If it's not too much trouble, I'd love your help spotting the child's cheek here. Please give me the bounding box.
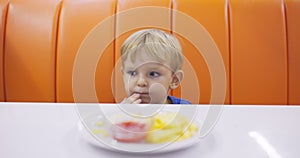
[149,83,168,104]
[123,77,132,96]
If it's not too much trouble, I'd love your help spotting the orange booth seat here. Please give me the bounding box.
[0,0,299,105]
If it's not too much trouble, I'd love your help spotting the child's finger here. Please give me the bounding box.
[120,98,128,104]
[126,93,140,102]
[121,93,140,104]
[132,99,142,104]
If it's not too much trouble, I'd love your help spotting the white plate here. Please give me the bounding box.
[77,106,202,154]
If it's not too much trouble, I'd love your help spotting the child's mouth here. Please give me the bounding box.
[132,92,150,103]
[133,92,149,96]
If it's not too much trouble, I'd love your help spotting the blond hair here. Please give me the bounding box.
[120,29,183,72]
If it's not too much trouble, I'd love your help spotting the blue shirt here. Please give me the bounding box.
[168,96,191,104]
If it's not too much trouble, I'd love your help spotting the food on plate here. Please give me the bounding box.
[111,121,149,143]
[110,112,198,143]
[110,113,153,143]
[95,121,104,127]
[146,112,198,143]
[92,129,109,137]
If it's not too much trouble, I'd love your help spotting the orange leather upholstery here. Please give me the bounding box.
[285,0,300,105]
[4,0,61,102]
[0,0,299,105]
[230,0,288,105]
[173,0,230,104]
[0,0,8,102]
[56,0,115,103]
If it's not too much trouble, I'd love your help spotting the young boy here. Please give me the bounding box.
[120,29,190,104]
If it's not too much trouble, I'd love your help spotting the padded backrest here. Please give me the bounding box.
[0,0,299,105]
[56,0,116,103]
[285,0,300,105]
[0,0,8,102]
[4,0,61,102]
[173,0,230,104]
[229,0,288,105]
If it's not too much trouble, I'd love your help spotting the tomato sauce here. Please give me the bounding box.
[111,121,147,143]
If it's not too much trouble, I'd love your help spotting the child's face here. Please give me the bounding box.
[122,50,175,104]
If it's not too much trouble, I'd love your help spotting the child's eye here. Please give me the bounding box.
[127,71,137,76]
[149,71,160,77]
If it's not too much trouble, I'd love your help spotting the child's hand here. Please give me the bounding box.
[121,93,142,104]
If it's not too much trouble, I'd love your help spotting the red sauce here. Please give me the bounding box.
[111,121,147,143]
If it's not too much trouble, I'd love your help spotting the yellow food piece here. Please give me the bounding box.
[95,121,103,127]
[146,112,198,143]
[92,129,109,137]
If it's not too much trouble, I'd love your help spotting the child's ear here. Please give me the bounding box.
[170,70,184,89]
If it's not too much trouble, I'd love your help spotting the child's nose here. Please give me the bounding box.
[136,76,147,87]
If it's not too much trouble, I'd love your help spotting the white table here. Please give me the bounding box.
[0,102,299,158]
